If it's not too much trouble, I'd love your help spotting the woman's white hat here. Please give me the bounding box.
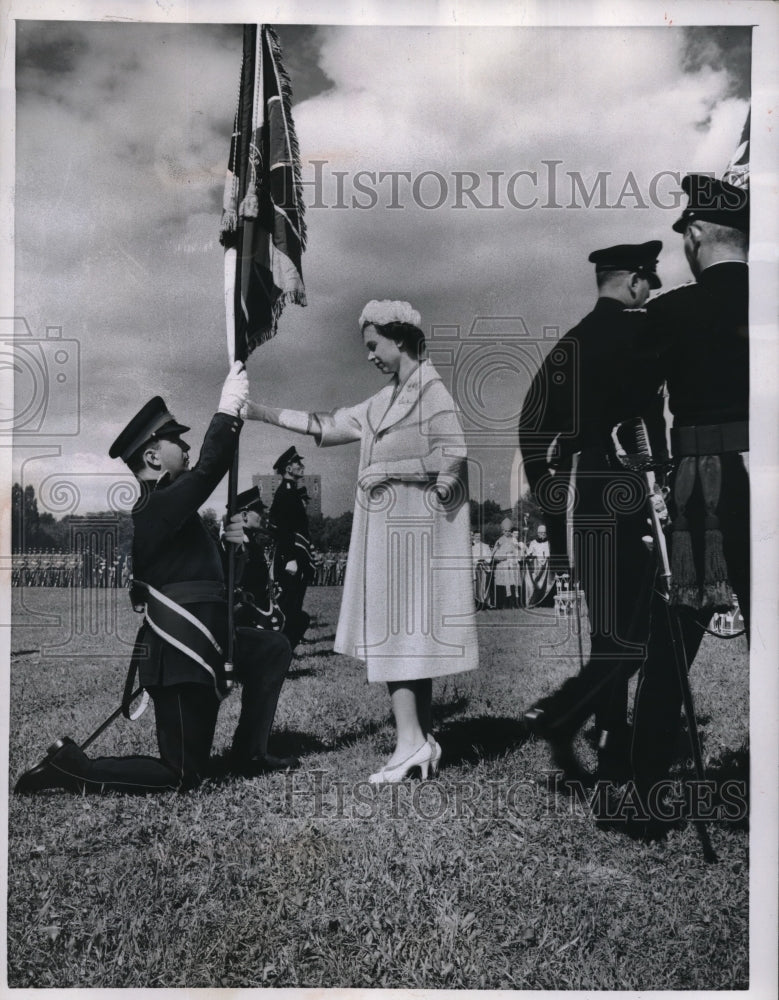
[359,300,421,329]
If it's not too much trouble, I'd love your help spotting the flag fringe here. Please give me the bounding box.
[219,63,245,245]
[246,289,308,353]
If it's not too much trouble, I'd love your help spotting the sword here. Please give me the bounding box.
[630,418,718,863]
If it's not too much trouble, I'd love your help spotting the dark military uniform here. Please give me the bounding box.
[231,487,285,634]
[620,175,751,804]
[519,243,666,771]
[16,404,293,794]
[631,259,749,797]
[269,458,312,649]
[130,412,293,784]
[236,531,274,613]
[133,412,240,691]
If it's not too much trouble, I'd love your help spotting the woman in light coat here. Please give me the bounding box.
[242,300,478,781]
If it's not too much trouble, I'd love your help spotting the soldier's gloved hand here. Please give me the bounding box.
[285,560,299,575]
[218,362,249,417]
[223,512,248,546]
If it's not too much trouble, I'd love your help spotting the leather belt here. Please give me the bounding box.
[671,421,748,457]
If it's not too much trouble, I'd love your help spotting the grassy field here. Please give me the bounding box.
[7,586,749,989]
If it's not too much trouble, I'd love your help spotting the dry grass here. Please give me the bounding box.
[7,587,748,989]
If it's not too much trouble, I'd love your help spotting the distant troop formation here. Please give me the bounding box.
[11,551,132,588]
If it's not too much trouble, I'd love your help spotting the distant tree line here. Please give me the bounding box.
[11,483,134,555]
[12,483,546,557]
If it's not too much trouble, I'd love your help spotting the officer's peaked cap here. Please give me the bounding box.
[235,486,265,513]
[273,445,304,473]
[672,174,749,234]
[109,396,190,462]
[588,240,663,289]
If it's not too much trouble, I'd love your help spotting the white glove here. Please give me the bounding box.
[285,560,299,575]
[218,362,249,417]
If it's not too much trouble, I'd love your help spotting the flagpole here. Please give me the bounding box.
[223,244,239,693]
[221,24,258,693]
[220,22,307,691]
[224,216,254,692]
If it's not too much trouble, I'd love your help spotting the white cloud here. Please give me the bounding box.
[13,23,751,512]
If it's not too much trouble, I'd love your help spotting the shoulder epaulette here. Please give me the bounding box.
[646,279,697,303]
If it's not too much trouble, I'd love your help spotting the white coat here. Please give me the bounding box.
[316,360,479,682]
[492,534,521,588]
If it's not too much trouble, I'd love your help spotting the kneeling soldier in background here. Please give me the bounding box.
[268,446,312,649]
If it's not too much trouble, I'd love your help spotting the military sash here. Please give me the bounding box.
[130,580,229,700]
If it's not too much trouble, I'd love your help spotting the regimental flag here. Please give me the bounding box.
[723,108,750,190]
[220,25,306,362]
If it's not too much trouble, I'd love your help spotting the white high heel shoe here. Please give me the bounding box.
[427,734,442,777]
[369,741,433,783]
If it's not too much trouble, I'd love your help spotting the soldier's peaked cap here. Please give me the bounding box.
[108,396,190,462]
[235,486,265,512]
[273,446,304,473]
[672,174,749,234]
[588,240,663,289]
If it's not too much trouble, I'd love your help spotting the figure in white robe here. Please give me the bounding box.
[492,519,521,609]
[525,524,553,607]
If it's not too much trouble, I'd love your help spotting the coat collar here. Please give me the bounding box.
[373,360,440,435]
[593,296,627,313]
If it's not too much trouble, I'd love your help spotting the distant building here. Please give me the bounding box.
[252,473,322,518]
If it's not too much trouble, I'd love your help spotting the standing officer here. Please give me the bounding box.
[519,241,667,781]
[630,175,749,812]
[269,446,312,649]
[16,365,298,795]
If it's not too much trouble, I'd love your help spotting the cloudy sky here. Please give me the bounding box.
[10,14,755,517]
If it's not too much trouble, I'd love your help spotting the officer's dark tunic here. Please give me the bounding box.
[133,413,240,689]
[237,533,273,608]
[59,413,291,792]
[631,262,749,795]
[269,478,311,648]
[519,297,666,742]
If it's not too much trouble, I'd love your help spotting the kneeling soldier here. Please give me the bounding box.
[268,446,312,649]
[16,364,298,795]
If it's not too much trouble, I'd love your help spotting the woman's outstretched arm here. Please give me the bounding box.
[242,401,321,437]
